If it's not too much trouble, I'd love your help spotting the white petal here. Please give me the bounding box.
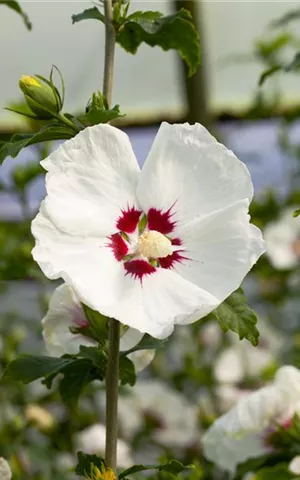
[137,122,253,227]
[128,349,156,372]
[264,209,300,270]
[42,124,140,237]
[174,200,265,303]
[0,458,12,480]
[99,268,218,339]
[32,203,124,305]
[289,456,300,475]
[120,327,155,371]
[275,365,300,402]
[120,327,144,351]
[42,284,96,356]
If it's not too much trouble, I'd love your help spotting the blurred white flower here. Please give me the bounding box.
[0,458,12,480]
[200,322,222,350]
[264,207,300,269]
[118,380,199,449]
[56,452,75,472]
[203,365,300,473]
[75,424,133,468]
[214,343,273,384]
[42,283,155,371]
[289,455,300,475]
[32,122,264,339]
[215,385,251,413]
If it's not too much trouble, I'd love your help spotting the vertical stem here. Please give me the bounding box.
[174,0,213,131]
[102,0,119,472]
[105,319,120,471]
[103,0,116,107]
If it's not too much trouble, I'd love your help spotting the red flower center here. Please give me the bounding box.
[107,206,188,281]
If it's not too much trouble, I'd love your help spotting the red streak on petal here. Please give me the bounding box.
[147,207,176,234]
[159,251,187,269]
[72,306,90,328]
[116,207,142,233]
[171,238,182,246]
[124,259,156,280]
[108,233,128,261]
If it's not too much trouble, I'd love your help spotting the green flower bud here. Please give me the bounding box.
[19,75,62,119]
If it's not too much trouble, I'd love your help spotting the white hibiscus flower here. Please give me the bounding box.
[42,283,154,371]
[0,458,12,480]
[264,207,300,270]
[202,365,300,473]
[32,123,264,339]
[75,423,133,468]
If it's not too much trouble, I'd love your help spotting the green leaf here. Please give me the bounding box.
[5,107,39,120]
[0,0,31,29]
[75,451,105,477]
[293,209,300,218]
[210,288,259,346]
[4,355,75,384]
[77,345,108,372]
[235,454,273,479]
[270,8,300,28]
[80,304,109,342]
[286,52,300,72]
[116,9,200,76]
[119,459,193,479]
[258,65,282,86]
[4,354,103,406]
[256,33,293,60]
[0,124,75,164]
[121,333,166,357]
[254,463,294,480]
[84,103,124,125]
[58,358,95,407]
[71,6,105,25]
[119,356,136,386]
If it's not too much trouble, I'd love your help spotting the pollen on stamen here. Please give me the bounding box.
[124,259,156,281]
[116,207,142,233]
[147,207,176,234]
[108,233,129,261]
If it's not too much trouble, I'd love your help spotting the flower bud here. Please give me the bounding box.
[19,75,62,119]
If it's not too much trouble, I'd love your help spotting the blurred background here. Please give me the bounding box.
[1,1,300,479]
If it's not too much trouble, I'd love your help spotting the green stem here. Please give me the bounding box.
[56,113,80,133]
[102,0,119,472]
[103,0,116,107]
[105,319,120,471]
[174,0,213,131]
